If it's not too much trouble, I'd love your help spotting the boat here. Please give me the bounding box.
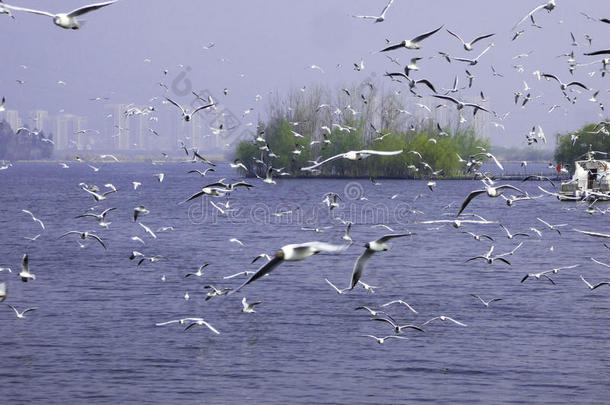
[560,147,610,201]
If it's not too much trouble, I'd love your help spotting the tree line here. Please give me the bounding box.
[234,82,490,178]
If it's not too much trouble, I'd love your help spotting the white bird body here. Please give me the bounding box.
[19,254,35,282]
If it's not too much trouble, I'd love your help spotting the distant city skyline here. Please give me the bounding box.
[0,0,608,154]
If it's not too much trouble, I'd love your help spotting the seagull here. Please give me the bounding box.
[470,294,502,308]
[352,0,395,23]
[432,94,489,114]
[461,231,494,242]
[452,43,494,66]
[204,285,232,301]
[132,182,142,190]
[342,222,353,243]
[361,335,409,344]
[381,299,418,314]
[188,168,216,177]
[350,233,414,289]
[184,263,209,278]
[251,253,272,264]
[153,173,165,183]
[75,207,116,228]
[59,231,106,249]
[0,282,5,302]
[354,306,388,317]
[512,0,556,30]
[383,71,437,93]
[229,238,245,246]
[223,271,255,279]
[232,242,348,292]
[139,223,157,239]
[263,167,276,184]
[301,149,403,172]
[21,209,45,229]
[374,315,425,333]
[445,29,495,51]
[184,319,220,334]
[418,219,497,229]
[5,0,118,29]
[7,305,38,319]
[591,257,610,269]
[19,254,35,282]
[164,96,215,122]
[537,218,567,235]
[241,297,262,313]
[81,184,116,202]
[580,275,610,291]
[381,25,443,52]
[422,315,467,327]
[155,317,208,327]
[133,206,149,222]
[230,159,248,172]
[180,182,229,203]
[0,267,11,273]
[457,183,524,216]
[471,152,504,171]
[466,245,511,265]
[499,224,530,239]
[541,73,588,93]
[358,280,377,293]
[325,278,348,295]
[0,97,4,112]
[521,270,555,284]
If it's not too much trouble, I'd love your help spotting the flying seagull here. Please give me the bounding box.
[7,305,38,319]
[457,183,524,216]
[241,297,262,313]
[5,0,118,29]
[58,231,106,249]
[232,242,348,292]
[19,254,35,282]
[445,29,495,51]
[164,96,215,122]
[352,0,395,23]
[360,335,409,344]
[512,0,556,31]
[381,25,444,52]
[470,294,502,308]
[301,149,403,172]
[580,275,610,291]
[350,233,414,289]
[374,315,425,333]
[21,209,45,229]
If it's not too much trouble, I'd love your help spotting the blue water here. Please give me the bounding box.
[0,162,608,404]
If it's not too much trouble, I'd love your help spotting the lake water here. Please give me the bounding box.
[0,162,608,404]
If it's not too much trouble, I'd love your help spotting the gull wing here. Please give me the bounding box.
[301,153,344,171]
[377,233,414,243]
[233,255,284,292]
[358,149,403,156]
[456,189,486,216]
[350,249,375,289]
[87,234,107,250]
[191,103,216,117]
[411,25,444,44]
[68,1,118,17]
[446,29,465,45]
[164,97,186,115]
[379,0,395,17]
[512,3,547,30]
[4,4,55,17]
[470,33,495,45]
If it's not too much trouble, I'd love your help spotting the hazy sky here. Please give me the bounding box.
[1,0,608,149]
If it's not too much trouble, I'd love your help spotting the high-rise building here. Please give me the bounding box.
[32,110,50,134]
[1,110,22,132]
